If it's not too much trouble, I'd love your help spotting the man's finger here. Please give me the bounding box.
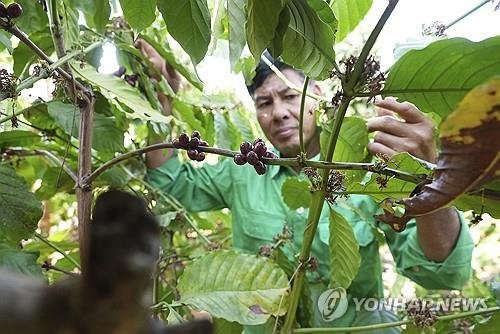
[376,106,397,118]
[373,131,404,152]
[367,115,407,137]
[367,142,397,158]
[375,98,424,123]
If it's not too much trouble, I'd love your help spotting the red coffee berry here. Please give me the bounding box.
[7,3,22,18]
[172,139,181,148]
[124,74,138,87]
[196,152,205,161]
[253,138,264,146]
[240,141,252,155]
[253,142,267,157]
[246,151,259,165]
[233,153,246,165]
[189,137,200,149]
[0,3,8,18]
[191,131,200,139]
[178,133,189,147]
[187,149,198,160]
[254,161,266,175]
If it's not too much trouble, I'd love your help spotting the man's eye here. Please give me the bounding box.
[285,94,298,100]
[257,101,271,108]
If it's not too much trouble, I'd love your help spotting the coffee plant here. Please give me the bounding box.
[0,0,498,333]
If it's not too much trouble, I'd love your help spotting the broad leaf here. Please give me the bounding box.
[15,0,50,35]
[384,37,500,119]
[214,110,241,150]
[213,318,243,334]
[61,0,80,49]
[0,130,41,148]
[0,243,44,279]
[47,101,125,153]
[0,31,13,53]
[93,0,111,32]
[331,0,372,42]
[178,250,289,325]
[73,65,174,125]
[320,116,368,163]
[119,0,156,32]
[157,0,211,64]
[351,308,401,333]
[227,0,246,69]
[268,5,290,58]
[35,167,75,201]
[280,0,336,80]
[473,313,500,334]
[246,0,286,61]
[378,78,500,225]
[0,164,43,246]
[281,177,311,210]
[329,208,361,289]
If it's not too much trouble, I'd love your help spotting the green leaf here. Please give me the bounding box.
[246,0,286,61]
[320,117,368,163]
[119,0,156,32]
[178,250,289,325]
[15,0,50,35]
[281,177,311,210]
[61,0,80,49]
[329,208,361,289]
[453,193,500,219]
[280,0,336,80]
[473,312,500,334]
[227,0,246,69]
[0,243,44,279]
[35,167,75,201]
[93,0,111,32]
[0,130,41,148]
[72,65,174,125]
[47,101,125,153]
[213,318,243,334]
[214,110,241,150]
[268,6,290,58]
[384,36,500,119]
[347,153,432,202]
[331,0,372,42]
[0,31,13,53]
[157,0,211,64]
[0,164,43,246]
[13,31,54,77]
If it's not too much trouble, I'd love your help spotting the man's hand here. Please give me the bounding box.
[367,98,437,163]
[134,39,181,93]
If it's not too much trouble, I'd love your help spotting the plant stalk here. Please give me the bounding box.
[282,2,400,332]
[35,232,81,270]
[299,77,310,154]
[445,0,491,30]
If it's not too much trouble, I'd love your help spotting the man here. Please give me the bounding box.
[138,41,474,330]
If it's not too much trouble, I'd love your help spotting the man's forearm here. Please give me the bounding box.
[416,207,461,262]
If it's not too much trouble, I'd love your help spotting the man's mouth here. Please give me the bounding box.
[274,126,297,138]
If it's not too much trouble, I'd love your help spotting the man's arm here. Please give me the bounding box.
[135,39,181,169]
[367,98,460,262]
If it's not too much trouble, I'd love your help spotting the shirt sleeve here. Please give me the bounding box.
[145,155,234,212]
[379,210,474,290]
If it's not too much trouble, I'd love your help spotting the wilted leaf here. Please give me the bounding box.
[378,77,500,227]
[178,250,289,325]
[331,0,372,42]
[384,37,500,119]
[0,164,43,246]
[281,177,311,210]
[329,208,361,289]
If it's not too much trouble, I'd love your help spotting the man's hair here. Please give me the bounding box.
[246,51,304,97]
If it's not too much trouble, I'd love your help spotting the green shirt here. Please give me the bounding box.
[147,154,474,328]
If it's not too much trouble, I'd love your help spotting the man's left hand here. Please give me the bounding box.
[367,98,437,163]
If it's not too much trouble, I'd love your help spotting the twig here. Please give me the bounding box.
[41,261,79,277]
[35,232,81,270]
[260,55,323,101]
[293,306,500,333]
[445,0,491,30]
[3,148,78,182]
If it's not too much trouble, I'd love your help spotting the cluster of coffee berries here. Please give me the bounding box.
[0,68,17,93]
[325,170,347,205]
[406,299,438,328]
[0,2,23,19]
[173,131,207,162]
[233,138,276,175]
[423,21,447,37]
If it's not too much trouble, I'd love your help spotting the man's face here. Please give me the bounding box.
[254,69,320,158]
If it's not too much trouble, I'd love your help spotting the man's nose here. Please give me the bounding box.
[271,100,290,120]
